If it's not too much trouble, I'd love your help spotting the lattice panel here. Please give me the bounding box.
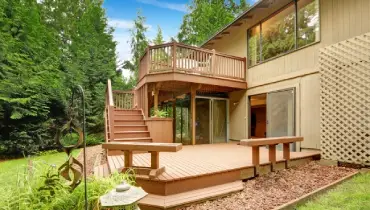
[320,33,370,165]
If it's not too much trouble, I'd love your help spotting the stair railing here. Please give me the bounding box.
[105,79,115,142]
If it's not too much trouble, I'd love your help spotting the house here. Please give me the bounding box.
[101,0,369,207]
[115,0,368,166]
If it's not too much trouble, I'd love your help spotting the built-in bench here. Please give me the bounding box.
[240,137,303,175]
[102,142,182,178]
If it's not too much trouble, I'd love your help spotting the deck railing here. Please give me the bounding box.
[113,90,134,109]
[139,42,246,81]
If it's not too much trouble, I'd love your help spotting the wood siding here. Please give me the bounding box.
[207,0,370,149]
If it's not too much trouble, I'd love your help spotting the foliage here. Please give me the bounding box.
[123,10,149,87]
[61,133,103,147]
[151,109,168,118]
[299,173,370,210]
[177,0,250,46]
[0,0,124,157]
[153,25,164,45]
[0,154,135,210]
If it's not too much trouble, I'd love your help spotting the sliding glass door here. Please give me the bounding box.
[267,88,295,150]
[196,97,228,144]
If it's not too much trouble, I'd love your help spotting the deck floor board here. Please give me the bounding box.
[98,142,320,182]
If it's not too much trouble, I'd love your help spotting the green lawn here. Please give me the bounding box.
[0,149,80,188]
[299,172,370,210]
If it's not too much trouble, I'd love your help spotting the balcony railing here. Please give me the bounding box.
[139,42,246,82]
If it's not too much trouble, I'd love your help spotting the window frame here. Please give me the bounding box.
[247,0,321,68]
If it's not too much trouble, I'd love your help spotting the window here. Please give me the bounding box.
[297,0,320,47]
[247,0,320,66]
[247,25,261,66]
[262,3,295,60]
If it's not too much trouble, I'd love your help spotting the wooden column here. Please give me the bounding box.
[191,85,196,145]
[153,83,162,112]
[190,84,201,145]
[252,146,260,175]
[150,151,159,169]
[172,100,176,142]
[283,143,291,168]
[144,84,149,118]
[268,144,277,171]
[124,151,133,168]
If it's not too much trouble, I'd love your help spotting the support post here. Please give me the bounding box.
[124,151,133,168]
[172,100,176,142]
[252,146,260,175]
[150,151,159,169]
[283,143,290,168]
[191,85,196,145]
[269,144,277,171]
[153,83,162,112]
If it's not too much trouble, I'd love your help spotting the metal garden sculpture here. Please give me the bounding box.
[55,85,88,209]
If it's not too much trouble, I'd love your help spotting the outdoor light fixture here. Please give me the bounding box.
[100,182,147,210]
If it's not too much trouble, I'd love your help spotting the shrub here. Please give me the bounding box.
[61,133,104,147]
[0,160,135,210]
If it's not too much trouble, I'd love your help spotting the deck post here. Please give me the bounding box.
[150,151,159,169]
[172,100,176,142]
[191,85,196,145]
[252,146,260,175]
[283,143,290,168]
[172,42,177,72]
[124,151,133,168]
[268,144,277,171]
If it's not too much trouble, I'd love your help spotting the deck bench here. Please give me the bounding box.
[240,137,303,175]
[102,142,182,178]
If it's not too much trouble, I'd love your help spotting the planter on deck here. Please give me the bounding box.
[145,118,173,143]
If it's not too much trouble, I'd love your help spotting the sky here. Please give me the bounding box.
[103,0,258,77]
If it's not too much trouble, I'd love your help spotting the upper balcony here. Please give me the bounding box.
[137,42,247,90]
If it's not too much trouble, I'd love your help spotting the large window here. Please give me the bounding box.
[248,0,320,66]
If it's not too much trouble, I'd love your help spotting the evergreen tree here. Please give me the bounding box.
[177,0,250,46]
[0,0,124,156]
[153,25,164,45]
[123,10,149,86]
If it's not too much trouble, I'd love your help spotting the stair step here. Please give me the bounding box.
[114,114,143,120]
[139,181,243,209]
[114,120,145,125]
[114,125,148,132]
[114,131,150,138]
[114,109,142,114]
[112,137,152,142]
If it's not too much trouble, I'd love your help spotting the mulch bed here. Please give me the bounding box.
[181,161,357,210]
[77,145,104,176]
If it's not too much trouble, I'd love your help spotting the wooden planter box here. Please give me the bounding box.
[146,118,173,143]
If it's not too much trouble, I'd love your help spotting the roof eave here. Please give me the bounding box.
[199,0,266,48]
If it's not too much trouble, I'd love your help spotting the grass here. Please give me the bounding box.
[0,149,80,188]
[299,172,370,210]
[0,149,135,210]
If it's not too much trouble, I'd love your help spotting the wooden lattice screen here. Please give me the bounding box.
[320,33,370,166]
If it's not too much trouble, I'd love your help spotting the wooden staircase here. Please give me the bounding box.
[111,109,152,143]
[105,80,153,156]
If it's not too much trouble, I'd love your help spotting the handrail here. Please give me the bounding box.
[105,79,115,142]
[107,79,114,106]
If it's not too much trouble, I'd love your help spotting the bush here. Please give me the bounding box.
[0,160,135,210]
[61,133,104,147]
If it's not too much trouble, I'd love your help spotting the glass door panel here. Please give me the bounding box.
[212,99,227,143]
[195,98,210,144]
[267,88,295,150]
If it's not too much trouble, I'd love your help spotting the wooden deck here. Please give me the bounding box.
[103,142,319,181]
[95,142,320,209]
